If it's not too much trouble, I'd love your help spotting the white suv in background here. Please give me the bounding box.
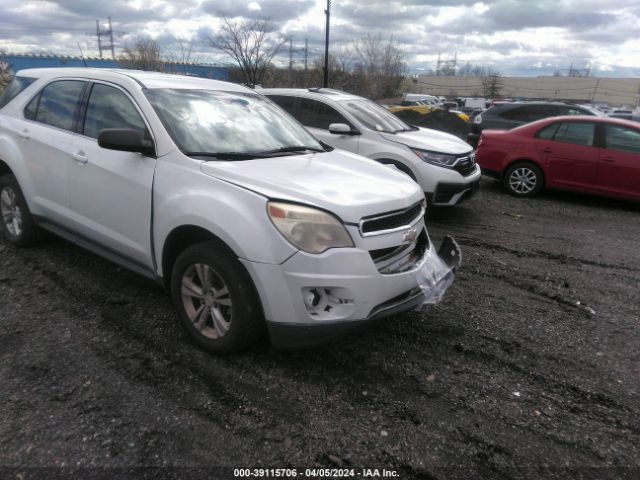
[0,68,461,353]
[262,88,481,206]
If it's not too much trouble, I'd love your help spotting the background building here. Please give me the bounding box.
[406,75,640,107]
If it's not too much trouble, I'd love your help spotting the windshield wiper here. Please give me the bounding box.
[258,145,325,154]
[185,151,261,160]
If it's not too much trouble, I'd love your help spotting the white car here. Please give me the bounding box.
[262,88,481,206]
[0,68,460,352]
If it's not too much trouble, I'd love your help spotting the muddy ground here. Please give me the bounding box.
[1,179,639,480]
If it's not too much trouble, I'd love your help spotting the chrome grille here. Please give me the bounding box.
[360,202,424,236]
[453,152,477,176]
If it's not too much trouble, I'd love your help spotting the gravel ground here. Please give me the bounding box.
[1,179,639,480]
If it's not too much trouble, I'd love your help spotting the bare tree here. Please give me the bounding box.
[165,37,199,75]
[0,49,12,92]
[353,34,407,98]
[119,38,165,71]
[481,74,502,98]
[209,17,287,87]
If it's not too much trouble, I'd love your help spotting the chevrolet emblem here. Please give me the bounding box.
[402,228,418,243]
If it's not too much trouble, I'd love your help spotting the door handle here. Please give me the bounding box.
[541,147,553,153]
[71,151,88,165]
[18,129,30,140]
[602,156,615,163]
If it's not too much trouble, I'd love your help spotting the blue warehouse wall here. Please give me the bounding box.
[1,54,229,81]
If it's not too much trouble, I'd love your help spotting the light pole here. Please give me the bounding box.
[323,0,331,88]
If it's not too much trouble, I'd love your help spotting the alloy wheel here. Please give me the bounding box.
[508,167,538,194]
[181,263,233,339]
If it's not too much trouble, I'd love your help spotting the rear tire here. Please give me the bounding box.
[503,162,544,197]
[0,174,44,246]
[170,241,264,354]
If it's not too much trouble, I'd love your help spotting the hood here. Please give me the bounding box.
[200,150,423,223]
[380,127,473,155]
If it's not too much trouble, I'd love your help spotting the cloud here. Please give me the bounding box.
[0,0,637,77]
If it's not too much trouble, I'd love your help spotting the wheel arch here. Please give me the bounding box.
[161,225,238,291]
[374,157,418,181]
[0,158,13,177]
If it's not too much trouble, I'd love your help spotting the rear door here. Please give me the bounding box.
[20,79,87,225]
[535,121,599,190]
[68,82,156,268]
[598,124,640,199]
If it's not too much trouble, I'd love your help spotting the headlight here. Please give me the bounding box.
[411,148,458,168]
[267,201,354,254]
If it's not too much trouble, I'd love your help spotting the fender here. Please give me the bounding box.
[152,157,297,277]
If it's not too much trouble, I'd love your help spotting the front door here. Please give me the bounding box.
[535,121,599,191]
[68,82,156,268]
[296,97,360,152]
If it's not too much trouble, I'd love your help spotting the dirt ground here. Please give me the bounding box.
[1,179,639,480]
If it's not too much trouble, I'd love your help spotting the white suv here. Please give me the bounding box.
[263,88,481,206]
[0,68,460,353]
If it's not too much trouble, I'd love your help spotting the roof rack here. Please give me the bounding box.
[307,87,347,95]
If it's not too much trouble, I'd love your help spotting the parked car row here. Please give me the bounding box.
[1,70,636,354]
[0,69,463,354]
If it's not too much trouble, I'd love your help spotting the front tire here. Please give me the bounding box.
[170,241,264,354]
[0,174,43,246]
[503,162,544,197]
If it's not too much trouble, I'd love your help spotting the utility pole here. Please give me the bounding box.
[436,53,441,76]
[304,38,308,72]
[323,0,331,88]
[108,17,115,59]
[289,37,293,85]
[95,18,115,59]
[96,20,103,58]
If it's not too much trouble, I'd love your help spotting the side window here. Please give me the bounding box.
[298,98,348,129]
[24,94,39,121]
[605,125,640,154]
[559,107,591,116]
[83,83,148,139]
[553,122,595,147]
[526,105,560,122]
[268,95,297,116]
[31,80,86,131]
[535,123,560,140]
[0,76,36,109]
[499,106,528,121]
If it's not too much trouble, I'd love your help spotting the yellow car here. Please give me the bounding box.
[388,104,470,123]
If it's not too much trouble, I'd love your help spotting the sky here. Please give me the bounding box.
[0,0,639,77]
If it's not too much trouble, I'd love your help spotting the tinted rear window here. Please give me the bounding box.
[28,80,86,131]
[0,76,36,109]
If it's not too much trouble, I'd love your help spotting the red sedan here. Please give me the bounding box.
[476,116,640,200]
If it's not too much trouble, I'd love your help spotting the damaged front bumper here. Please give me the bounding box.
[243,234,461,349]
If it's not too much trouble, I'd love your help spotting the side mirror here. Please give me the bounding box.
[329,123,359,135]
[98,128,155,157]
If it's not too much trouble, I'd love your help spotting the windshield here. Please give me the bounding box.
[342,99,412,133]
[145,89,324,158]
